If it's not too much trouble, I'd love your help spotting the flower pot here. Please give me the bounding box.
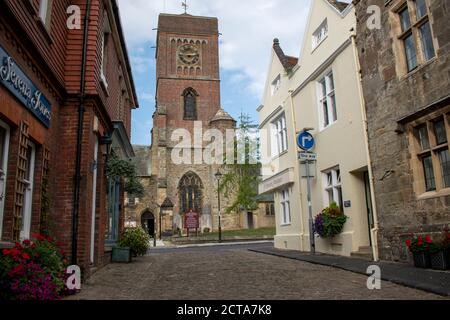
[430,250,449,270]
[412,251,431,268]
[111,247,132,263]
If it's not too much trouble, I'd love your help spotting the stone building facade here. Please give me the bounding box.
[0,0,138,276]
[354,0,450,262]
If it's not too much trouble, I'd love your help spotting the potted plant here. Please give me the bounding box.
[118,227,151,258]
[428,237,449,270]
[313,202,348,239]
[405,235,431,268]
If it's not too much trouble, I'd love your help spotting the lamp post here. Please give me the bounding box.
[215,170,223,243]
[159,198,174,240]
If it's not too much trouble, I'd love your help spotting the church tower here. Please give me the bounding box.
[150,12,236,235]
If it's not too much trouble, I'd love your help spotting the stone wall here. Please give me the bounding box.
[354,0,450,262]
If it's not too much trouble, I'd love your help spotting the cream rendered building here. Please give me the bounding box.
[259,0,379,259]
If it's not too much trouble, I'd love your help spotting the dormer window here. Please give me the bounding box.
[312,19,328,50]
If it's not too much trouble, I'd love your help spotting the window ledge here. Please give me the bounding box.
[417,188,450,200]
[272,149,289,161]
[400,56,437,80]
[311,35,328,54]
[280,223,292,227]
[319,121,337,133]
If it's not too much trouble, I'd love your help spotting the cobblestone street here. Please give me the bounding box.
[69,244,443,300]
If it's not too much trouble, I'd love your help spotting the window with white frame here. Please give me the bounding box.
[101,12,111,87]
[39,0,53,29]
[318,72,337,129]
[280,188,291,225]
[271,75,281,96]
[312,19,328,50]
[20,142,36,240]
[271,113,288,156]
[323,168,343,210]
[0,120,10,237]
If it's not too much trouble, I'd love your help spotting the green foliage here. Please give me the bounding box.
[118,228,150,257]
[106,153,144,198]
[219,113,261,213]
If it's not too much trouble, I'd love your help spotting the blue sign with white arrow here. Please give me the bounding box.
[297,131,315,151]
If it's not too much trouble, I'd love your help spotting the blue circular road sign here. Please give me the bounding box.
[297,131,315,151]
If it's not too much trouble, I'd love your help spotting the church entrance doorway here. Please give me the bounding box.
[141,211,155,237]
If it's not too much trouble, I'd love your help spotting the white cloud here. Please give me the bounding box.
[118,0,311,100]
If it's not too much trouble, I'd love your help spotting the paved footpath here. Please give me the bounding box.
[69,243,444,300]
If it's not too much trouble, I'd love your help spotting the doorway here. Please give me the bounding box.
[364,171,374,246]
[141,211,155,237]
[247,212,254,230]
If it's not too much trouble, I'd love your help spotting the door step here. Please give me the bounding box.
[351,246,374,261]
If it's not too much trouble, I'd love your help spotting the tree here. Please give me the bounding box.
[219,113,261,213]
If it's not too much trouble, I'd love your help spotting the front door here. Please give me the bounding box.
[20,141,35,240]
[247,212,254,230]
[364,171,374,246]
[0,121,10,237]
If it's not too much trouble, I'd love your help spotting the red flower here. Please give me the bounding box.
[35,234,46,241]
[405,240,412,248]
[22,253,30,260]
[425,235,433,244]
[10,248,20,256]
[47,236,54,242]
[417,236,423,246]
[23,239,31,246]
[2,249,11,255]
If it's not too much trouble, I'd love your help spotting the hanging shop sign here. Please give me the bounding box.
[0,45,52,128]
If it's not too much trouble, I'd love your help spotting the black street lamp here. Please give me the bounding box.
[159,197,174,240]
[215,170,223,243]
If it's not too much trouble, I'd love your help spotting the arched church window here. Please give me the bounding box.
[183,88,198,120]
[179,172,203,214]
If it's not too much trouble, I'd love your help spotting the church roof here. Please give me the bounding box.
[210,108,236,123]
[273,38,298,72]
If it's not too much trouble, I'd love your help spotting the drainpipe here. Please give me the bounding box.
[72,0,92,266]
[288,91,305,251]
[350,31,380,262]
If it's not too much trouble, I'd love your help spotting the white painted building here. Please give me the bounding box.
[258,0,379,260]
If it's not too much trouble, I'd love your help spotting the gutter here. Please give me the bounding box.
[350,31,380,262]
[72,0,92,265]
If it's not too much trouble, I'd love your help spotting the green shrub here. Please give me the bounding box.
[118,228,150,257]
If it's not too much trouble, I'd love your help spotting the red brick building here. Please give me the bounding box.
[0,0,138,276]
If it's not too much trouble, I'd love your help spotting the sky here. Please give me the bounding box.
[117,0,313,145]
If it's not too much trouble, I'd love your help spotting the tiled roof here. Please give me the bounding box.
[210,108,236,123]
[273,38,298,72]
[327,0,351,12]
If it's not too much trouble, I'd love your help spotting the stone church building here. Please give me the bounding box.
[124,13,269,237]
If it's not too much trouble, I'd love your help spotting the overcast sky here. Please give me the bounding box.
[117,0,312,145]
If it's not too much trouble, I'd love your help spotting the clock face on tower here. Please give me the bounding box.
[178,44,200,66]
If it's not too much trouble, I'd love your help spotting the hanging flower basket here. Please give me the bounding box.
[313,202,348,239]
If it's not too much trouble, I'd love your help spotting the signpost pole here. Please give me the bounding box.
[305,158,315,254]
[297,129,316,254]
